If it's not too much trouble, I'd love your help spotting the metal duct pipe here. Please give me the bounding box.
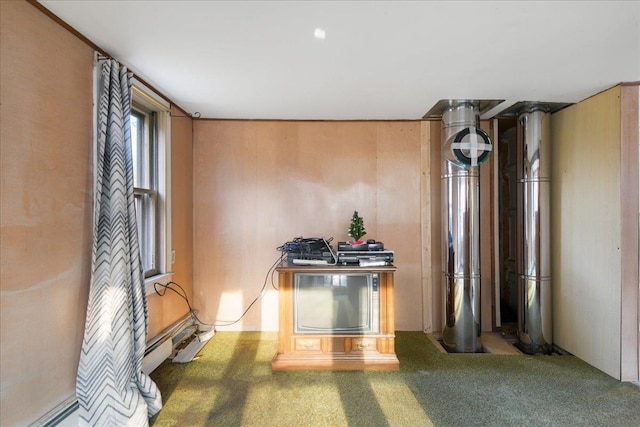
[441,102,492,353]
[517,108,553,354]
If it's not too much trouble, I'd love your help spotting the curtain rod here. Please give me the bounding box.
[96,53,114,62]
[27,0,193,118]
[96,55,201,119]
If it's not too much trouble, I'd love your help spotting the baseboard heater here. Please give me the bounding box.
[144,313,199,370]
[171,324,215,363]
[31,313,196,427]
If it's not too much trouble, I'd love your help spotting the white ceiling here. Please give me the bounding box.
[39,1,639,120]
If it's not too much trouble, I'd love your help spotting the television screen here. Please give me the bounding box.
[294,273,378,334]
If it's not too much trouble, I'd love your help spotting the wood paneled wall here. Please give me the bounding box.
[0,2,94,425]
[2,9,637,427]
[0,2,194,424]
[551,86,624,379]
[193,120,424,331]
[619,83,639,381]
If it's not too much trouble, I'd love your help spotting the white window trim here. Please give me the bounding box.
[131,78,173,296]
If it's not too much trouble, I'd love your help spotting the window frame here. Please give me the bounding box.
[130,81,173,295]
[131,105,159,277]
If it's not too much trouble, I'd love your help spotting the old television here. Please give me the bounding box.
[293,272,380,334]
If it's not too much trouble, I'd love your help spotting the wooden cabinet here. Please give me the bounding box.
[271,265,399,371]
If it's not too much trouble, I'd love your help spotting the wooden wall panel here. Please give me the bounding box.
[0,2,93,425]
[620,83,639,381]
[429,122,443,332]
[420,121,434,332]
[1,3,198,423]
[375,122,422,330]
[193,120,266,330]
[551,86,622,379]
[193,120,423,331]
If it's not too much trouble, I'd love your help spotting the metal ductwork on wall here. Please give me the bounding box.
[495,101,569,354]
[515,106,553,354]
[428,100,495,353]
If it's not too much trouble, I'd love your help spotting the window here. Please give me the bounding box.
[130,83,171,286]
[131,107,159,276]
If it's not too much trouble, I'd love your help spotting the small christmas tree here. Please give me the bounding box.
[348,210,366,243]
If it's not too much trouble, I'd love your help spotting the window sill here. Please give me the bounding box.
[145,273,173,297]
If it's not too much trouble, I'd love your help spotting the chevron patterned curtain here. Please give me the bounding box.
[76,59,162,426]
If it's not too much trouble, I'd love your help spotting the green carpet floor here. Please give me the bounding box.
[149,331,640,426]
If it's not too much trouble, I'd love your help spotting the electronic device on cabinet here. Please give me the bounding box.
[272,264,399,371]
[294,271,380,335]
[278,236,394,267]
[336,239,394,266]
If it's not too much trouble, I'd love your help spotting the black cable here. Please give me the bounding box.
[153,281,212,327]
[271,260,280,290]
[213,253,284,326]
[153,252,285,328]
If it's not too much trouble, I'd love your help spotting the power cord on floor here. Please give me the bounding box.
[213,252,284,327]
[153,252,285,329]
[153,280,212,330]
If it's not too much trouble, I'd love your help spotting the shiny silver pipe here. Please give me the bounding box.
[441,102,491,353]
[517,108,553,354]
